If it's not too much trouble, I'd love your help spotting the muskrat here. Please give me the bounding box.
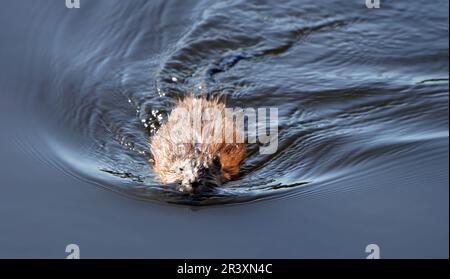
[150,96,245,194]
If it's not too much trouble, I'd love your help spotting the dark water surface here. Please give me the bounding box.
[0,0,448,258]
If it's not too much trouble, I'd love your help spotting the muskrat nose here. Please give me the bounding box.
[180,178,202,193]
[191,181,201,189]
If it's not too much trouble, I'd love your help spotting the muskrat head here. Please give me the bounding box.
[174,154,222,194]
[151,143,223,194]
[149,96,245,194]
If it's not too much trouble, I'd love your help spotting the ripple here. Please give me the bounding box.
[18,0,449,206]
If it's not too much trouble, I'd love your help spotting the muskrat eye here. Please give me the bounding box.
[212,156,221,168]
[179,167,184,171]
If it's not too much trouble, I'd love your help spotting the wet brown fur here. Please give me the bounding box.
[150,95,245,186]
